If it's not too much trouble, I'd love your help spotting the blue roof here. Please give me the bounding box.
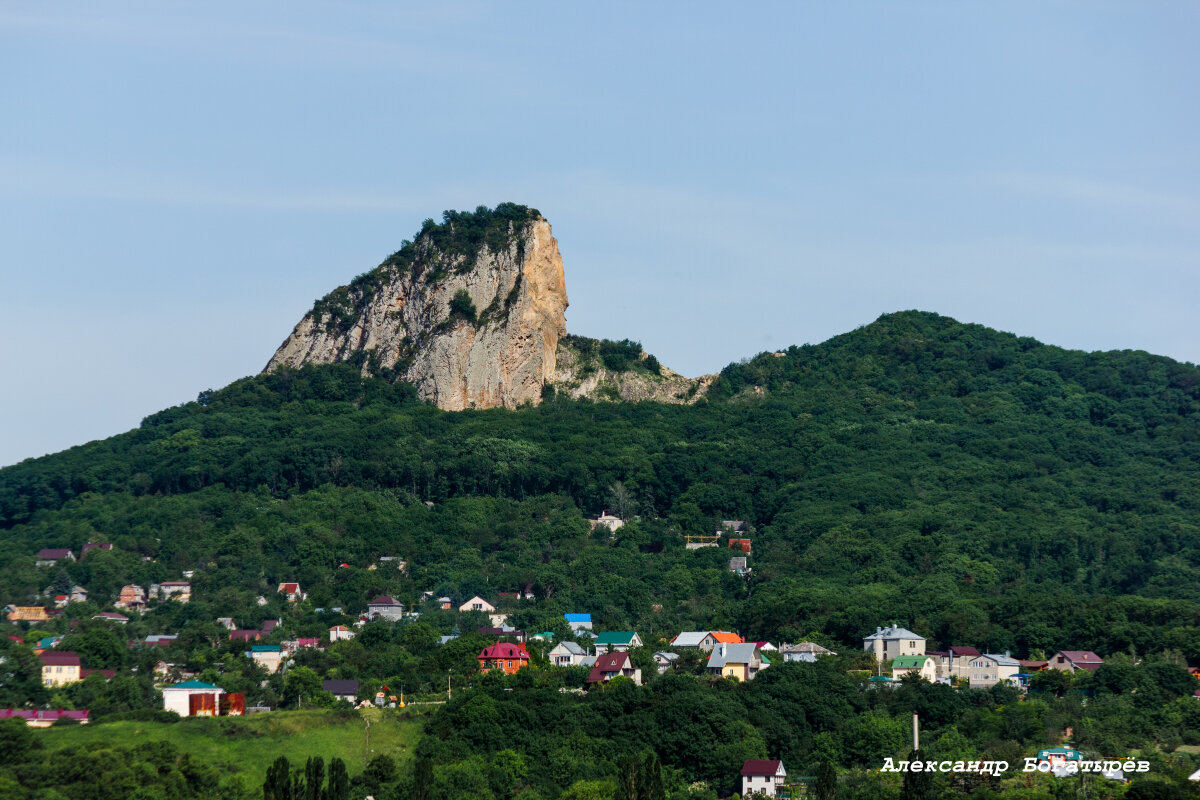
[564,613,591,622]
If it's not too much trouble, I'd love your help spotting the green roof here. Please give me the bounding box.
[891,655,930,669]
[167,680,219,690]
[594,631,638,645]
[250,645,282,652]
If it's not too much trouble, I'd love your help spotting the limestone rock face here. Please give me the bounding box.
[265,212,568,411]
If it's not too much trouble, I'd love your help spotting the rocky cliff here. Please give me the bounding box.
[265,204,710,409]
[265,205,567,410]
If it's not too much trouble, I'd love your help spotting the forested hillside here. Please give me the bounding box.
[2,311,1198,658]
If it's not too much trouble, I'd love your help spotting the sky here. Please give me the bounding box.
[1,2,1197,466]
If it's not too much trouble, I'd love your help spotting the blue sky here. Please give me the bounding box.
[1,2,1197,466]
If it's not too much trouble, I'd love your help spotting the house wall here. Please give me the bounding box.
[742,775,780,797]
[42,665,80,687]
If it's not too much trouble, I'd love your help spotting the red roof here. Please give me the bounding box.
[81,542,112,555]
[81,668,116,679]
[278,583,301,593]
[478,642,529,660]
[0,709,89,722]
[39,652,81,667]
[1055,651,1104,670]
[587,652,632,683]
[948,646,980,657]
[37,548,73,560]
[741,760,783,776]
[369,595,401,606]
[230,630,260,641]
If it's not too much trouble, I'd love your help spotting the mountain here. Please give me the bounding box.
[265,204,709,409]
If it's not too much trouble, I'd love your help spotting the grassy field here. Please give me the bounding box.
[34,708,426,787]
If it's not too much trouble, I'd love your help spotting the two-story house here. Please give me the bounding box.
[587,652,641,685]
[707,643,769,681]
[593,632,642,654]
[367,595,405,621]
[862,624,925,663]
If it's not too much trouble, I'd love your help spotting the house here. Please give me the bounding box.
[926,646,980,680]
[230,630,261,642]
[151,581,192,603]
[589,511,624,533]
[162,680,225,717]
[477,626,526,641]
[216,617,236,631]
[459,596,496,613]
[729,557,750,576]
[32,636,63,653]
[708,643,769,681]
[80,668,116,680]
[488,613,510,628]
[39,652,84,690]
[653,651,679,673]
[36,548,75,566]
[247,645,286,673]
[367,595,405,621]
[891,655,937,681]
[114,585,146,611]
[780,642,836,662]
[478,641,530,675]
[564,613,593,633]
[741,760,787,797]
[549,641,589,667]
[862,624,925,662]
[1020,659,1049,672]
[69,585,88,603]
[728,539,752,554]
[144,634,178,647]
[587,652,642,685]
[0,709,89,727]
[261,619,280,634]
[81,542,112,557]
[700,631,743,651]
[285,638,321,652]
[329,625,356,642]
[53,595,69,609]
[5,605,53,623]
[594,632,642,654]
[278,583,306,602]
[670,631,709,649]
[968,653,1021,688]
[40,652,82,686]
[93,612,129,624]
[1048,651,1104,673]
[323,679,360,703]
[720,520,749,534]
[438,596,452,610]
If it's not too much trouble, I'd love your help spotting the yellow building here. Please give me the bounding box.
[40,652,82,686]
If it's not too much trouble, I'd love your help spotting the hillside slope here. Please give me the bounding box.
[2,311,1198,658]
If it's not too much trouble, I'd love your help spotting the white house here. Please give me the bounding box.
[653,651,679,673]
[589,512,624,533]
[780,642,836,662]
[548,641,589,667]
[367,595,405,621]
[741,760,786,797]
[163,680,225,717]
[862,624,925,663]
[564,613,593,633]
[969,653,1021,688]
[329,625,356,642]
[458,596,496,613]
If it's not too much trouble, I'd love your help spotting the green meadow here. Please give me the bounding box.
[35,708,424,788]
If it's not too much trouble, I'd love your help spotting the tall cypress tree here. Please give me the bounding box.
[264,756,293,800]
[303,756,325,800]
[327,758,349,800]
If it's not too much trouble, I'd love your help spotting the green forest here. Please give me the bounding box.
[2,309,1200,799]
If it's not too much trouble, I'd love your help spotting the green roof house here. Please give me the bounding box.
[593,632,642,654]
[891,654,937,682]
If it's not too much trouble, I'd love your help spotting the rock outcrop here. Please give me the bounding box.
[265,205,567,410]
[265,204,711,409]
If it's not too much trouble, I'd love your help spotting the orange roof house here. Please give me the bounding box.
[478,642,530,675]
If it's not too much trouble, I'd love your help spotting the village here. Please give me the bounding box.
[6,526,1200,797]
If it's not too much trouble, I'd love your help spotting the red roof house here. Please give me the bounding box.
[478,642,530,675]
[587,652,642,685]
[741,760,787,797]
[1049,651,1104,672]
